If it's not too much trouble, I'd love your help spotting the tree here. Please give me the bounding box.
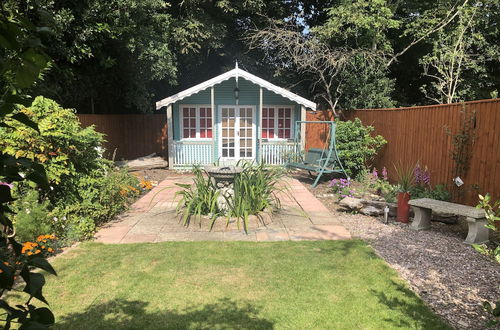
[247,0,399,116]
[417,0,499,103]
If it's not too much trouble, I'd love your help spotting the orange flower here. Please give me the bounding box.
[27,252,33,256]
[48,248,53,253]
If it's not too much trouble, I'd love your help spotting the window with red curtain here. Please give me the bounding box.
[262,106,292,139]
[182,106,212,139]
[199,107,212,138]
[261,107,275,138]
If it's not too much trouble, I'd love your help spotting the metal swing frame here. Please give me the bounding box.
[286,120,348,187]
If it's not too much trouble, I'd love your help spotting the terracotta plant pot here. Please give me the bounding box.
[397,192,411,223]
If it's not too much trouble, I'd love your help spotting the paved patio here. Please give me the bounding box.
[94,176,351,243]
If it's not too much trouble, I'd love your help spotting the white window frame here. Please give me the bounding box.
[179,104,213,141]
[261,105,295,141]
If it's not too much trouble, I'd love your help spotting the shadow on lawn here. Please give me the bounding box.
[55,297,274,330]
[370,281,450,329]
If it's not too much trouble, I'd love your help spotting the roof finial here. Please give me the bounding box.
[235,60,238,70]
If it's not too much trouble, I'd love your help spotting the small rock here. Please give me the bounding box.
[360,206,383,216]
[339,197,364,210]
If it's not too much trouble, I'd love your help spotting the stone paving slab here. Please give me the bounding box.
[94,175,351,243]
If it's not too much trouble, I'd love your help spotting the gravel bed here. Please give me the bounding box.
[298,175,500,330]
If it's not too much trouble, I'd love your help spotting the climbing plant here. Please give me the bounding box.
[445,105,477,179]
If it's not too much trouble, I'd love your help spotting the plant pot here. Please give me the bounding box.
[397,192,411,223]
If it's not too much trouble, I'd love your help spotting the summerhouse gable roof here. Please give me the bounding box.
[155,64,316,110]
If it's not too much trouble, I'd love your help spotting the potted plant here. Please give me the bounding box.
[393,162,416,223]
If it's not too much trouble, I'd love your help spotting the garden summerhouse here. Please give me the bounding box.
[156,63,316,168]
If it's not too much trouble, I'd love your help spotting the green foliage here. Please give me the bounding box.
[0,4,57,328]
[11,189,52,243]
[411,184,451,201]
[336,118,386,177]
[445,105,477,178]
[176,163,285,232]
[227,162,285,231]
[417,1,499,104]
[393,161,416,193]
[482,299,500,327]
[477,194,500,232]
[0,96,105,185]
[0,97,141,242]
[175,166,221,227]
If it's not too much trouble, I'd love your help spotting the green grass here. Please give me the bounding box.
[18,240,449,329]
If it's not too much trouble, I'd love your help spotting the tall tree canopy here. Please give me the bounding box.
[3,0,499,114]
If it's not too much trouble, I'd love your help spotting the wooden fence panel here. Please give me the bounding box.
[77,114,168,161]
[337,99,500,206]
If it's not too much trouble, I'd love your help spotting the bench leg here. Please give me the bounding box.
[464,217,489,244]
[410,207,431,231]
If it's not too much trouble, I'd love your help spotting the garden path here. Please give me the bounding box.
[94,176,351,243]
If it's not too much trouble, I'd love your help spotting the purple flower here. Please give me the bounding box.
[372,168,378,179]
[414,165,431,185]
[0,182,13,189]
[382,167,388,180]
[421,167,431,185]
[414,165,422,184]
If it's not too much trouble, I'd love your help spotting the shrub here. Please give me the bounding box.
[0,97,141,243]
[11,189,52,242]
[336,118,386,178]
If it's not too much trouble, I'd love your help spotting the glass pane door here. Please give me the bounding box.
[221,107,236,159]
[239,107,253,159]
[219,106,254,161]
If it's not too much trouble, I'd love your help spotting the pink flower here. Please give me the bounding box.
[0,182,13,189]
[372,168,378,179]
[382,167,388,180]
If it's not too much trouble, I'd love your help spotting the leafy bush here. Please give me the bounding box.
[11,189,52,242]
[0,97,104,186]
[336,118,386,178]
[0,97,142,243]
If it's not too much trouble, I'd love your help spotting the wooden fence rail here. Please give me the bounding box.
[78,114,168,160]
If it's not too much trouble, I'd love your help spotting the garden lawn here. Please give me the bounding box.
[32,240,449,329]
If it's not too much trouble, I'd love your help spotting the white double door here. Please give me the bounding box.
[218,106,256,162]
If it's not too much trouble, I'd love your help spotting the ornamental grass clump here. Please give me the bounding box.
[226,162,286,231]
[175,166,220,227]
[175,163,286,232]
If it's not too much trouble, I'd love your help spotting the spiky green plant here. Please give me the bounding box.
[175,166,220,227]
[224,161,288,232]
[175,162,288,233]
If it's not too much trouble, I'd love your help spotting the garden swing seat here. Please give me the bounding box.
[286,121,348,187]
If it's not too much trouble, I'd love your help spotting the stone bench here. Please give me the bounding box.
[408,198,488,244]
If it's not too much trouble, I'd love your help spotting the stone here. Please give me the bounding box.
[360,206,383,216]
[339,197,364,210]
[362,199,397,217]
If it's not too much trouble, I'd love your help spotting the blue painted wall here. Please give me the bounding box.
[172,77,301,161]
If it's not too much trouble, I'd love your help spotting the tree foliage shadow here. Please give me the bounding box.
[370,281,451,329]
[55,297,274,330]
